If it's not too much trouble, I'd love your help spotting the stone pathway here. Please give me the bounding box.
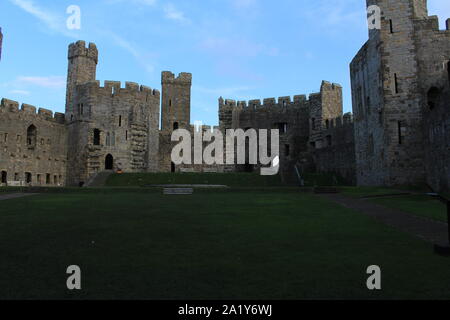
[0,193,39,201]
[319,193,449,245]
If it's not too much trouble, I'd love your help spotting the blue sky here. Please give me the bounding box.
[0,0,449,125]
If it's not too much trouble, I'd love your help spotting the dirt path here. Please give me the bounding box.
[0,193,39,201]
[320,193,449,245]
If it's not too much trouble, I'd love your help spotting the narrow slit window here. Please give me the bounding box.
[389,19,394,33]
[394,73,399,94]
[119,115,122,127]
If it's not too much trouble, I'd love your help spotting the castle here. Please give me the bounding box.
[0,0,448,191]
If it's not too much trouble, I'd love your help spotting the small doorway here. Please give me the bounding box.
[1,171,7,184]
[105,154,114,170]
[171,162,176,173]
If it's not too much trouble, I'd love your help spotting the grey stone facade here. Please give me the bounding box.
[220,81,356,183]
[0,99,67,186]
[351,0,449,191]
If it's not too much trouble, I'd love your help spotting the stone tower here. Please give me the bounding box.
[350,0,429,187]
[161,71,192,131]
[65,40,98,116]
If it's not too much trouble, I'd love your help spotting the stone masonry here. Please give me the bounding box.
[351,0,449,191]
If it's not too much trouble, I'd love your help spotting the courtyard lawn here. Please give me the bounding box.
[1,189,450,300]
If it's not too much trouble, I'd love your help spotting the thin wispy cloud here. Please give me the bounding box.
[10,90,31,96]
[17,76,66,89]
[108,33,156,74]
[8,0,78,38]
[164,3,190,24]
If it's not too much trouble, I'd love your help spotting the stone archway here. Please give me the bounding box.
[105,154,114,170]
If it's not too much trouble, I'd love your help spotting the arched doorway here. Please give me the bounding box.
[105,154,114,170]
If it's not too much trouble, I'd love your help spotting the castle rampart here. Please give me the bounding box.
[0,98,67,186]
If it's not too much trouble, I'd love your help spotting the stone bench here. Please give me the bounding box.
[163,188,194,195]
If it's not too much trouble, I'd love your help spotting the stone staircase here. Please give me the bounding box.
[85,170,114,187]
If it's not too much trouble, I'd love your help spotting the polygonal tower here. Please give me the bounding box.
[161,71,192,131]
[65,40,98,116]
[351,0,430,187]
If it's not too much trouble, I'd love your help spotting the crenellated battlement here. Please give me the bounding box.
[320,80,342,91]
[68,40,98,63]
[161,71,192,84]
[414,15,450,34]
[321,112,354,131]
[219,92,318,111]
[78,80,160,98]
[0,98,65,124]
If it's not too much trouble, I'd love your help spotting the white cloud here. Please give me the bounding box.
[17,76,66,89]
[108,33,156,74]
[9,0,78,38]
[164,3,190,24]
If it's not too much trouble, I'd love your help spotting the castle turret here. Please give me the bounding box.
[65,41,98,116]
[161,71,192,131]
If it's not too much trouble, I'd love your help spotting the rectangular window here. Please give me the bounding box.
[46,174,50,184]
[398,121,406,144]
[285,144,290,157]
[4,133,7,143]
[277,123,288,134]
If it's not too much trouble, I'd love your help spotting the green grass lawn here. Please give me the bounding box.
[1,190,450,300]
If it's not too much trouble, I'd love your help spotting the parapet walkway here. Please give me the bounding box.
[320,193,449,245]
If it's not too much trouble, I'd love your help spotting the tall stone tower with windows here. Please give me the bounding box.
[65,41,98,116]
[351,0,450,190]
[161,71,192,131]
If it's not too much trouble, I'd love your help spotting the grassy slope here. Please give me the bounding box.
[0,191,449,300]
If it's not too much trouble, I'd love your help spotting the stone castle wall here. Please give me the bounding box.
[0,98,67,186]
[414,16,450,191]
[351,0,450,191]
[67,80,160,186]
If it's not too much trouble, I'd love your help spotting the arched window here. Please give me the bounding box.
[93,129,100,146]
[173,122,179,130]
[427,87,440,110]
[27,125,37,148]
